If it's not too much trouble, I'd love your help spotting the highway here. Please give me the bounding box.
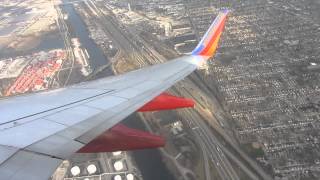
[180,97,241,180]
[182,104,256,180]
[173,73,273,180]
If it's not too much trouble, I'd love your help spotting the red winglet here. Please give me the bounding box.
[192,10,229,57]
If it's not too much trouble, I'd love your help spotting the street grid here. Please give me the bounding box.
[205,0,320,179]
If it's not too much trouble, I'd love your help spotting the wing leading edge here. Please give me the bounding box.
[0,10,229,180]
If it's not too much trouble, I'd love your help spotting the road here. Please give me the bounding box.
[182,104,241,180]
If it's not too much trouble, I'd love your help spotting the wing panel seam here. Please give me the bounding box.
[0,90,114,126]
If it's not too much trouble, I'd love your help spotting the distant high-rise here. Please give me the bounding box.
[128,3,131,11]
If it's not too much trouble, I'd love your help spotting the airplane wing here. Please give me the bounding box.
[0,10,229,180]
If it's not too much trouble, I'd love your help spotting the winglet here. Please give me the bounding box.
[192,10,229,57]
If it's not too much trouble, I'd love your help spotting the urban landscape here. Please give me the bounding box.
[0,0,320,180]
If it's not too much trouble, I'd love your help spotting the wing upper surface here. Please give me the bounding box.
[0,55,205,180]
